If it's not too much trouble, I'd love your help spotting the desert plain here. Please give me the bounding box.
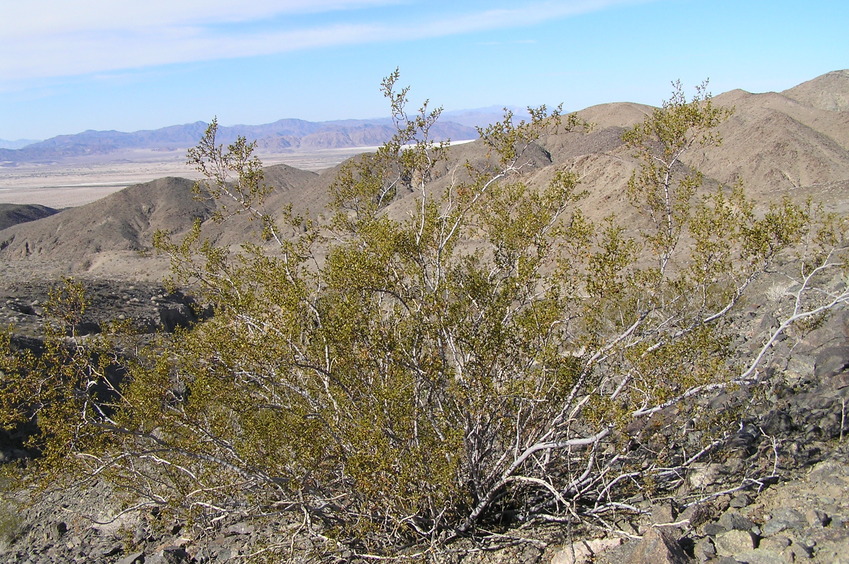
[0,146,373,208]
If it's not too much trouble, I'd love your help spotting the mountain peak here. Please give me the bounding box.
[782,69,849,112]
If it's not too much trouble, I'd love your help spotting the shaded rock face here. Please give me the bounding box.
[1,279,206,341]
[157,300,207,333]
[0,204,59,231]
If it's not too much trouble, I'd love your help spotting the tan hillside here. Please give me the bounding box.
[782,69,849,112]
[2,70,848,277]
[715,88,849,151]
[0,177,213,265]
[575,101,653,130]
[703,100,848,185]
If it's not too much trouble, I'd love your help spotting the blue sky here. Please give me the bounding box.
[1,0,847,140]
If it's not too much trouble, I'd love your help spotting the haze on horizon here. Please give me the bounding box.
[1,0,847,141]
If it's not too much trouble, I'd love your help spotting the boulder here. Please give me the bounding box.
[625,527,690,564]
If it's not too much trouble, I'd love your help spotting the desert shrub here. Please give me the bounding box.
[2,74,847,557]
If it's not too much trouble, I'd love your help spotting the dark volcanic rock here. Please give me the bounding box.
[0,279,206,341]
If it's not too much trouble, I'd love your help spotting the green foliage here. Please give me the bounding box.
[330,68,449,224]
[623,81,734,269]
[2,76,845,558]
[187,118,269,220]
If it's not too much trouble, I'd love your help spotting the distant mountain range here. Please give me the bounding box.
[0,107,527,166]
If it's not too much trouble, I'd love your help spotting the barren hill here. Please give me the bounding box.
[708,97,845,180]
[0,177,212,266]
[574,101,653,130]
[0,164,327,273]
[2,70,848,278]
[782,69,849,112]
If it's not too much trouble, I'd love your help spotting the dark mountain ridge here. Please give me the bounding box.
[0,203,59,231]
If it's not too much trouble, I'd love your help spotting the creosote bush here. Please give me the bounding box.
[1,74,848,558]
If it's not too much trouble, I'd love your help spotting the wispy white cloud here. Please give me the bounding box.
[0,0,398,38]
[406,0,636,37]
[1,0,644,85]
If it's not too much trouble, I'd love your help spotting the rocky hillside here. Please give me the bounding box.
[3,71,847,279]
[783,69,849,112]
[0,177,212,268]
[707,70,849,208]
